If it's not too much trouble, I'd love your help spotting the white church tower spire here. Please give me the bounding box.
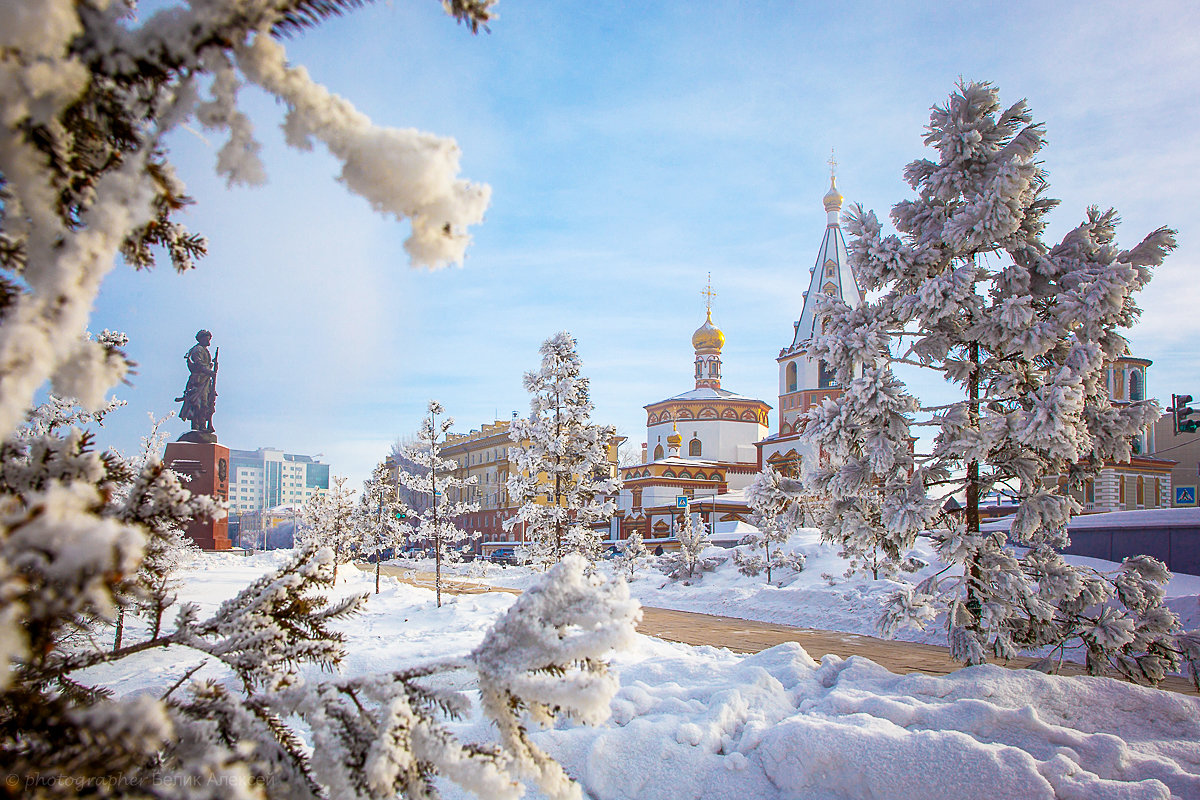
[774,156,863,445]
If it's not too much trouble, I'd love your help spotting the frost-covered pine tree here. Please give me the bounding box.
[506,332,621,567]
[803,81,1198,683]
[614,531,648,582]
[355,459,412,593]
[399,401,480,607]
[110,411,201,648]
[736,465,806,584]
[299,474,358,580]
[661,511,713,581]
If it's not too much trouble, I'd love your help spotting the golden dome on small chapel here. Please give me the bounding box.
[691,309,725,352]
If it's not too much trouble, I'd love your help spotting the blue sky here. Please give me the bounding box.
[90,0,1200,486]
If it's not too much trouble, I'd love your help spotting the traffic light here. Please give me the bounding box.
[395,510,408,520]
[1172,394,1199,434]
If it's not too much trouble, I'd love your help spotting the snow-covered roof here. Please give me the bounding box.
[983,506,1200,532]
[790,205,862,351]
[648,386,765,405]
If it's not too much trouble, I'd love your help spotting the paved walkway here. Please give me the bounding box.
[365,564,1198,695]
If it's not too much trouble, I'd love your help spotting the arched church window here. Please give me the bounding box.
[695,361,702,378]
[1129,370,1144,401]
[1137,476,1145,506]
[818,360,835,389]
[786,362,798,393]
[653,445,664,461]
[709,360,719,377]
[1113,369,1125,400]
[689,438,702,457]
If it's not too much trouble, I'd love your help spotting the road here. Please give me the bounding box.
[364,563,1198,695]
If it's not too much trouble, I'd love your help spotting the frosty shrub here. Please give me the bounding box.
[299,475,358,580]
[614,531,649,581]
[660,512,716,581]
[353,460,413,594]
[399,401,480,607]
[737,465,807,584]
[506,333,621,567]
[802,80,1198,684]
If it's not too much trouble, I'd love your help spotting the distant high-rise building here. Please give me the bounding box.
[228,447,330,514]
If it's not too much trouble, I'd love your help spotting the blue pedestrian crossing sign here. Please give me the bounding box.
[1176,486,1196,506]
[676,495,689,509]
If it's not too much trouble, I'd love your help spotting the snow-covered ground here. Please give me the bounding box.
[94,550,1200,800]
[416,528,1200,648]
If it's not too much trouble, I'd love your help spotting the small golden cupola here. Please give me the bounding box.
[823,149,844,224]
[667,422,683,457]
[694,274,724,389]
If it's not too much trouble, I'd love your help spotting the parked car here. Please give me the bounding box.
[488,548,517,566]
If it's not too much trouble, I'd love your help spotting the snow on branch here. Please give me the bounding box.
[474,554,641,799]
[0,1,493,441]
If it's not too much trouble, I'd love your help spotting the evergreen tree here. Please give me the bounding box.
[355,460,413,594]
[506,332,621,567]
[803,81,1197,682]
[661,511,713,581]
[110,411,201,648]
[736,465,806,584]
[614,531,648,582]
[299,475,358,580]
[398,401,479,607]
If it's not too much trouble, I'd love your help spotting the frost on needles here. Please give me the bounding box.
[801,80,1199,684]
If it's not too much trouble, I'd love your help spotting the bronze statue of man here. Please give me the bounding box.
[177,329,218,435]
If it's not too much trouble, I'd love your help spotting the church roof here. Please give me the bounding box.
[789,175,863,351]
[646,386,766,407]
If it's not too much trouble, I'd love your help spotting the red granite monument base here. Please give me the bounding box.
[164,440,231,550]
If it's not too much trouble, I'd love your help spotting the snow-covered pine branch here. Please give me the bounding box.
[0,0,493,440]
[802,80,1195,682]
[474,554,641,800]
[399,400,479,606]
[506,332,621,568]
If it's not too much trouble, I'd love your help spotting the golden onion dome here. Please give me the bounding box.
[823,175,844,213]
[691,309,725,351]
[667,422,683,448]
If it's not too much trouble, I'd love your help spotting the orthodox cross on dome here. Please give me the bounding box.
[701,272,717,315]
[828,148,837,180]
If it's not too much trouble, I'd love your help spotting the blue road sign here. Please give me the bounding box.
[1175,486,1196,506]
[676,495,689,509]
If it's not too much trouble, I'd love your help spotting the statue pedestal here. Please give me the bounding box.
[164,441,231,551]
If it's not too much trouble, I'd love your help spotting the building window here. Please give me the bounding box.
[818,360,835,389]
[1129,370,1144,401]
[1085,479,1095,506]
[708,360,719,377]
[689,438,702,457]
[653,445,664,461]
[632,489,642,509]
[1137,476,1145,506]
[786,362,798,393]
[1113,369,1125,400]
[1119,476,1125,505]
[695,361,702,378]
